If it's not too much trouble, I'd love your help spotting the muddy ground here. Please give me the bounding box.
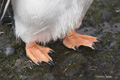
[0,0,120,80]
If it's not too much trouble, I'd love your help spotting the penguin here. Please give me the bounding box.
[0,0,98,66]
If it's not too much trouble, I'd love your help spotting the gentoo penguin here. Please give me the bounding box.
[0,0,98,65]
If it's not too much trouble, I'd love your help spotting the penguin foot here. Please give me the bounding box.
[63,30,99,50]
[26,42,55,66]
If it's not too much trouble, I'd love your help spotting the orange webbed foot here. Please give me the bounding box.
[63,30,99,50]
[26,42,55,66]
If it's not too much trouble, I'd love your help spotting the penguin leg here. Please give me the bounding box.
[63,30,98,50]
[26,42,55,66]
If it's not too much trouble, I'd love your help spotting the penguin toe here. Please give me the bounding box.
[63,30,99,51]
[26,42,54,65]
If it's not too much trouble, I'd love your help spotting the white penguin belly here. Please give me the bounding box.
[11,0,93,43]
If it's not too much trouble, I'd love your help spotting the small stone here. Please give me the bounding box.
[109,41,116,48]
[20,75,28,80]
[101,10,114,22]
[4,46,15,56]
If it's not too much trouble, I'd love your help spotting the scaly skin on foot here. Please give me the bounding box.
[63,30,98,50]
[26,42,55,66]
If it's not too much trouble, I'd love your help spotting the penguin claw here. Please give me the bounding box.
[92,42,102,50]
[48,60,55,66]
[92,43,98,50]
[37,62,42,66]
[97,38,102,42]
[75,46,80,52]
[49,49,56,54]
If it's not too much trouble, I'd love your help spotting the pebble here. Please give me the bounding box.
[101,10,114,22]
[4,46,15,56]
